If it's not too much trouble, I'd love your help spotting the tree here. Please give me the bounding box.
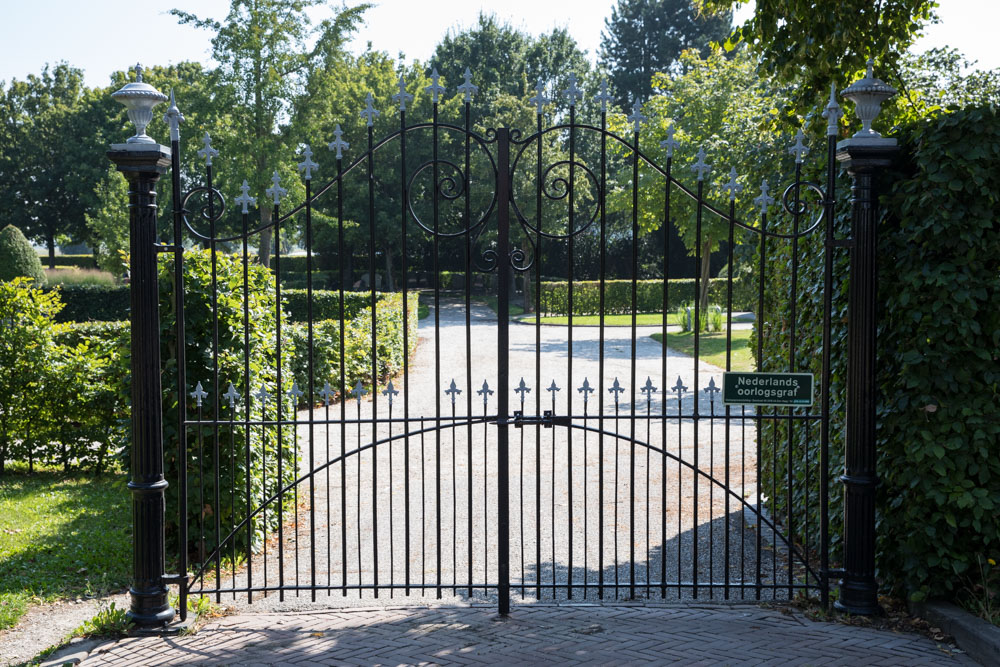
[600,0,732,109]
[0,64,107,267]
[608,47,792,312]
[172,0,369,266]
[0,225,45,283]
[700,0,937,121]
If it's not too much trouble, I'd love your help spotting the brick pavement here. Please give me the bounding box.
[79,603,974,666]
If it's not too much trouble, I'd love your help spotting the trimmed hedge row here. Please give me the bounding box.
[49,284,130,322]
[41,254,98,269]
[280,289,396,323]
[538,277,755,315]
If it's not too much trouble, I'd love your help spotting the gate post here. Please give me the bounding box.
[108,67,176,627]
[835,61,898,615]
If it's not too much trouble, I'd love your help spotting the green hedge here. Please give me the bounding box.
[44,254,98,269]
[538,277,755,316]
[281,289,392,323]
[270,255,309,272]
[758,107,1000,601]
[49,285,130,322]
[287,292,419,403]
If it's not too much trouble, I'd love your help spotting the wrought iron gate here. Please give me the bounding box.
[110,63,895,625]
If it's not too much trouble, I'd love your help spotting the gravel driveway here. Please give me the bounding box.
[197,297,801,613]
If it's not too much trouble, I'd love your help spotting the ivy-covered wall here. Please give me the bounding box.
[759,107,1000,600]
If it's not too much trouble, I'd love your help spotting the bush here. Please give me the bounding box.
[48,285,130,322]
[758,107,1000,601]
[287,293,419,404]
[281,289,385,323]
[0,226,45,283]
[539,277,755,316]
[45,254,98,269]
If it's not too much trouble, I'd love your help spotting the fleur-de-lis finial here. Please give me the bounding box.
[822,82,843,137]
[297,144,318,180]
[789,129,808,164]
[425,68,445,104]
[595,79,613,113]
[351,380,366,405]
[672,376,687,394]
[289,382,305,402]
[190,381,208,407]
[723,167,742,201]
[753,179,775,215]
[164,89,184,142]
[392,74,414,111]
[265,171,287,206]
[578,378,595,404]
[457,67,478,103]
[547,380,561,395]
[445,379,462,405]
[627,100,646,133]
[224,382,240,409]
[234,179,256,214]
[253,385,271,405]
[514,377,531,401]
[477,380,494,405]
[361,92,380,127]
[382,380,399,407]
[563,72,583,107]
[704,377,720,396]
[328,123,349,160]
[197,131,218,166]
[609,377,626,401]
[529,77,549,115]
[691,147,711,181]
[641,376,657,399]
[661,125,679,158]
[320,381,335,406]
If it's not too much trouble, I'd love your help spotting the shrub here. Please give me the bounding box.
[758,107,1000,601]
[0,226,45,283]
[45,285,130,322]
[539,277,754,316]
[0,278,60,474]
[281,289,384,323]
[287,293,419,404]
[45,254,99,269]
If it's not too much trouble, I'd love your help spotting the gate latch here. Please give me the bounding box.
[511,410,571,429]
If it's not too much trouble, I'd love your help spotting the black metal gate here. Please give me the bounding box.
[110,65,894,625]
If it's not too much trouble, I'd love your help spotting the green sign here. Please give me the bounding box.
[722,372,814,407]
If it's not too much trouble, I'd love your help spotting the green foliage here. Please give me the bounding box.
[44,254,98,269]
[0,278,61,473]
[0,226,45,283]
[85,165,129,276]
[281,289,385,323]
[700,0,937,122]
[0,469,131,630]
[75,602,133,638]
[287,293,419,405]
[600,0,732,108]
[539,278,753,316]
[47,285,130,322]
[758,108,1000,600]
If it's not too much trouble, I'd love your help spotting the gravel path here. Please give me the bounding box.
[192,298,800,613]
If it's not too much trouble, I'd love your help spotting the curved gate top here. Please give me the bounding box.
[109,62,897,626]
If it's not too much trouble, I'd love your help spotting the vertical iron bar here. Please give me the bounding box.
[661,155,671,599]
[693,177,703,599]
[496,128,512,615]
[597,109,607,601]
[432,105,442,602]
[242,206,252,605]
[789,160,802,601]
[463,99,474,600]
[534,112,543,602]
[820,130,837,610]
[306,177,316,602]
[206,164,221,603]
[567,104,576,600]
[756,209,767,601]
[629,118,639,600]
[337,154,347,597]
[274,198,284,602]
[367,121,379,598]
[724,197,735,600]
[400,98,411,598]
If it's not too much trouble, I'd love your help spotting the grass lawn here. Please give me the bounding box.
[520,313,683,326]
[0,466,131,630]
[651,328,755,371]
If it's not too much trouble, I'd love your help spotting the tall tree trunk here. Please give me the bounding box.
[257,207,273,267]
[384,246,395,292]
[47,234,55,269]
[698,238,713,314]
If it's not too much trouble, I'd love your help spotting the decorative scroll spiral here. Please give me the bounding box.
[508,244,533,272]
[406,158,497,239]
[509,159,603,240]
[779,180,827,236]
[477,248,499,273]
[181,185,227,241]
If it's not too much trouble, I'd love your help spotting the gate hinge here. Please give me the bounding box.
[162,572,189,585]
[512,410,571,429]
[155,243,182,253]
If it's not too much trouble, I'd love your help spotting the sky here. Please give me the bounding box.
[0,0,998,89]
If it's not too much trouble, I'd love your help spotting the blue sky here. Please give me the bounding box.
[1,0,997,89]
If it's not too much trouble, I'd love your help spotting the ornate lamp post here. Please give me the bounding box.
[836,59,898,616]
[108,64,175,627]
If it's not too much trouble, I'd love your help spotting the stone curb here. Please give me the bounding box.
[910,600,1000,666]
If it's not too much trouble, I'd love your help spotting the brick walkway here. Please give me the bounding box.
[80,603,973,666]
